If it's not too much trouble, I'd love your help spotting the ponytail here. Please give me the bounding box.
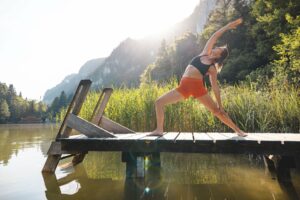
[215,45,229,73]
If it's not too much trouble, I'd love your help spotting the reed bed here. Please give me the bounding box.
[58,80,300,133]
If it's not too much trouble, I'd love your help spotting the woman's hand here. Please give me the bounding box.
[226,18,243,30]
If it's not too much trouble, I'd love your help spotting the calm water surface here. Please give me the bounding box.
[0,124,299,200]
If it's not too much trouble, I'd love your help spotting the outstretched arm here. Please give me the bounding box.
[201,18,243,56]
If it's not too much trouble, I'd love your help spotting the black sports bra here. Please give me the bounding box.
[189,55,212,76]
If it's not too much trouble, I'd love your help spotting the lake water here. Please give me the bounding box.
[0,124,299,200]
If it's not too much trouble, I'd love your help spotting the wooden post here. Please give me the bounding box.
[122,152,161,179]
[122,152,139,178]
[42,80,92,173]
[263,154,296,182]
[72,88,114,165]
[91,88,113,125]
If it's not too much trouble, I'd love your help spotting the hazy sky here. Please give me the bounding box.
[0,0,199,101]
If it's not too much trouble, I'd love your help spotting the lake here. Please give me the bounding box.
[0,124,299,200]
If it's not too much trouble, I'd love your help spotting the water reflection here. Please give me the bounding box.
[42,152,300,200]
[0,124,58,165]
[0,124,299,199]
[42,156,164,200]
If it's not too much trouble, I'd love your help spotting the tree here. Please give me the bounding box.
[0,83,8,99]
[271,14,300,86]
[0,99,10,122]
[142,32,200,83]
[58,91,68,108]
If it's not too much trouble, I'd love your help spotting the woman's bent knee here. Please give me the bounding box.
[155,98,164,107]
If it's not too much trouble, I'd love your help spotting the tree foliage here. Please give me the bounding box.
[271,14,300,86]
[141,0,300,87]
[47,91,71,120]
[0,82,47,123]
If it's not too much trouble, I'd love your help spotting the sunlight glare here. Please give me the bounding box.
[96,0,199,38]
[0,0,200,100]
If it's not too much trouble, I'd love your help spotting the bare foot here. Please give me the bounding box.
[237,130,248,137]
[148,129,164,136]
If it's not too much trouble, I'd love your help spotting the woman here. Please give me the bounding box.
[149,18,247,137]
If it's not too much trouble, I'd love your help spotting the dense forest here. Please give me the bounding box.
[0,82,70,123]
[0,82,46,123]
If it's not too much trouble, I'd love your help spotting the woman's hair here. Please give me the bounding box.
[214,45,229,73]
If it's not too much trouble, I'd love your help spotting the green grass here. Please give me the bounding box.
[58,80,300,133]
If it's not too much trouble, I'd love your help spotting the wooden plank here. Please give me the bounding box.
[244,134,264,144]
[91,88,113,125]
[116,132,150,140]
[57,80,92,139]
[252,133,284,143]
[66,113,116,138]
[72,88,115,166]
[218,132,234,139]
[219,133,255,141]
[140,132,167,141]
[68,134,88,139]
[281,133,300,141]
[58,133,300,155]
[42,155,61,173]
[47,142,62,155]
[62,80,91,139]
[46,141,83,155]
[43,80,92,173]
[157,132,180,141]
[114,133,138,139]
[72,80,92,113]
[253,133,300,142]
[100,116,135,133]
[193,132,213,141]
[206,132,228,143]
[246,133,293,144]
[72,153,86,165]
[176,132,193,141]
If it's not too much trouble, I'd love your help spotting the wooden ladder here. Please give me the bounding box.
[42,79,134,173]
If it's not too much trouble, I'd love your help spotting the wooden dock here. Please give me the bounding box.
[59,132,300,155]
[42,80,300,181]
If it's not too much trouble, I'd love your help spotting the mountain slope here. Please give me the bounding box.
[43,0,217,104]
[43,58,105,104]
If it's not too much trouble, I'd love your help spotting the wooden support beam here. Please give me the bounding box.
[47,142,62,155]
[66,113,116,138]
[72,153,86,165]
[91,88,113,125]
[72,87,123,165]
[57,79,92,139]
[42,80,92,173]
[100,116,135,133]
[42,155,62,173]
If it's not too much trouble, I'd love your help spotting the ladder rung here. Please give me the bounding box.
[60,154,75,160]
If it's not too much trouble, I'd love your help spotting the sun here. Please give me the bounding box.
[99,0,199,39]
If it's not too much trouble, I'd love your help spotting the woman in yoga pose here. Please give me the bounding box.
[149,18,247,137]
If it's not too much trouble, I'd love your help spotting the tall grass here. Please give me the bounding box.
[58,80,300,133]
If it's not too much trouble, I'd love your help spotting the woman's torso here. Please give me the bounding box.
[182,55,213,80]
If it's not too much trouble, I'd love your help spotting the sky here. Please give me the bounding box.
[0,0,199,101]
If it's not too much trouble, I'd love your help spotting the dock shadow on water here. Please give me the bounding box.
[42,152,300,200]
[0,124,300,200]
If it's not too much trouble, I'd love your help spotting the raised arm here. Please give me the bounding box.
[201,18,243,55]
